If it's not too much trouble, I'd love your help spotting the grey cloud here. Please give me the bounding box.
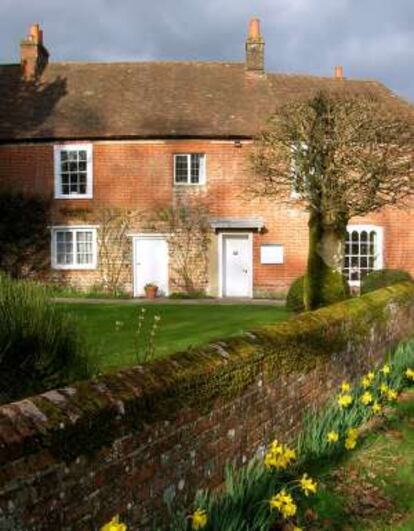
[0,0,413,102]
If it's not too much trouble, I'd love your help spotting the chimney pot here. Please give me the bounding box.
[248,18,261,40]
[334,65,344,80]
[245,17,265,73]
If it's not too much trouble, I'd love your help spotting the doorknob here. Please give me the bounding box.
[243,268,248,274]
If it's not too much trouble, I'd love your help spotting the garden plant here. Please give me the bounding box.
[101,338,414,530]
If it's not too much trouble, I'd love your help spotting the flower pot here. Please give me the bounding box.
[145,286,158,299]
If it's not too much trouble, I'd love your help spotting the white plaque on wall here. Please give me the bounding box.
[260,244,284,264]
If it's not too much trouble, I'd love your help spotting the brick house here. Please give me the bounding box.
[0,20,413,297]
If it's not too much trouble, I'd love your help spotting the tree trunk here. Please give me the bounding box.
[304,211,349,311]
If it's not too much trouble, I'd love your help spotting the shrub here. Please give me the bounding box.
[0,189,51,278]
[0,274,91,403]
[287,271,350,313]
[360,268,413,294]
[286,276,305,313]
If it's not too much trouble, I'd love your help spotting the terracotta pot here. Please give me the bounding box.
[145,286,158,299]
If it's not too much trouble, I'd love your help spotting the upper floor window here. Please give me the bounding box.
[51,226,97,269]
[174,154,206,185]
[54,144,93,199]
[343,225,383,286]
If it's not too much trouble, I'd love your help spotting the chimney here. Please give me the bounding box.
[334,65,344,80]
[20,24,49,80]
[245,17,265,73]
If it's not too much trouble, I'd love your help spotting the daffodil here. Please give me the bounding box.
[405,368,414,381]
[327,431,339,443]
[338,394,353,408]
[387,389,398,401]
[380,383,389,395]
[381,364,391,375]
[191,509,207,530]
[264,440,296,470]
[367,371,375,381]
[341,382,351,393]
[372,402,382,414]
[299,473,318,496]
[269,489,297,518]
[360,391,373,405]
[360,375,372,388]
[100,516,127,531]
[345,427,358,450]
[345,436,357,450]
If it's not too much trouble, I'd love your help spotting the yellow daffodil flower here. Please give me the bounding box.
[191,509,207,530]
[269,489,297,518]
[381,364,391,375]
[341,382,351,393]
[367,371,375,381]
[100,516,127,531]
[345,436,357,450]
[372,402,382,414]
[380,383,389,394]
[405,368,414,381]
[387,389,398,401]
[345,427,358,450]
[338,394,353,408]
[264,440,296,470]
[361,375,372,388]
[299,473,318,496]
[360,391,373,405]
[327,431,339,443]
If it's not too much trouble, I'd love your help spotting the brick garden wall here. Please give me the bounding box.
[0,283,413,530]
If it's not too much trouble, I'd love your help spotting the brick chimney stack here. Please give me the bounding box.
[334,65,344,80]
[20,24,49,80]
[245,17,265,73]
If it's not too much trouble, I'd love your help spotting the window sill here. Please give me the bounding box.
[54,194,93,200]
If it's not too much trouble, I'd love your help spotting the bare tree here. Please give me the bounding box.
[251,91,413,310]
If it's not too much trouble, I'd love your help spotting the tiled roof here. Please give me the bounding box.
[0,61,412,142]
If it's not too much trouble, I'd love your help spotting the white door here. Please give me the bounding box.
[222,234,252,297]
[133,237,168,297]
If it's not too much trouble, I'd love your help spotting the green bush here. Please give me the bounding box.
[287,271,350,313]
[0,274,92,403]
[361,269,413,294]
[286,276,305,313]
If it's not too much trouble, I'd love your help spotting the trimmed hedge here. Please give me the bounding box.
[361,268,413,294]
[287,271,350,313]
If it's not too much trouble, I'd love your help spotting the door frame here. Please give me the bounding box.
[131,233,169,297]
[218,232,253,298]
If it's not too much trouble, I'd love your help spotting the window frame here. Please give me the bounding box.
[54,143,93,199]
[173,153,206,186]
[343,224,383,287]
[51,226,98,270]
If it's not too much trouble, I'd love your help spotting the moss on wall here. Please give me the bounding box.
[1,282,413,464]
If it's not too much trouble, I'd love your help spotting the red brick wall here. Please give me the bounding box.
[0,140,413,294]
[0,284,413,530]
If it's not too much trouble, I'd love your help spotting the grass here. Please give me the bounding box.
[56,302,290,373]
[313,390,414,530]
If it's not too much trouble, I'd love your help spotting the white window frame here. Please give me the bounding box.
[173,153,206,185]
[54,143,93,199]
[344,224,383,287]
[51,226,98,270]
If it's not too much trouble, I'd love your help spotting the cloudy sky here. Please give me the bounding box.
[1,0,413,102]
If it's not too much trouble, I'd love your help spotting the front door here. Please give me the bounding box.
[222,234,252,297]
[133,236,168,297]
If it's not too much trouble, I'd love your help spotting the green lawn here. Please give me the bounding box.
[57,303,290,374]
[313,391,414,530]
